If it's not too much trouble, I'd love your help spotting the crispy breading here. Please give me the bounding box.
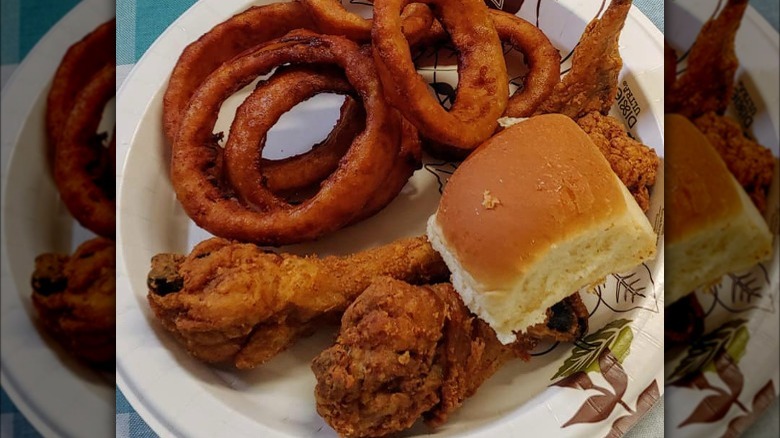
[312,278,588,437]
[693,112,775,213]
[666,0,748,118]
[146,236,449,369]
[535,0,631,118]
[576,111,659,211]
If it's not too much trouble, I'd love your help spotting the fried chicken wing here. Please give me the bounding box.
[31,237,115,367]
[147,236,448,369]
[535,0,631,118]
[312,277,588,438]
[693,112,775,213]
[666,0,748,118]
[577,111,659,211]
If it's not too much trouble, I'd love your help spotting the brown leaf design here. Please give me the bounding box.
[714,350,743,400]
[672,371,714,390]
[679,393,738,427]
[724,381,777,438]
[553,371,595,390]
[605,380,660,438]
[600,347,628,399]
[560,349,627,428]
[562,393,619,427]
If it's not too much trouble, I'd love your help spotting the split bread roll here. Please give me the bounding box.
[427,114,657,344]
[665,114,772,306]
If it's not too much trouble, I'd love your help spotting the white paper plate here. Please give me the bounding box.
[0,1,115,437]
[664,2,780,437]
[116,1,665,436]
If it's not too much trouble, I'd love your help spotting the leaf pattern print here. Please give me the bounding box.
[669,319,749,383]
[605,380,660,438]
[552,318,632,379]
[724,381,777,438]
[710,263,775,313]
[678,351,746,427]
[554,347,630,427]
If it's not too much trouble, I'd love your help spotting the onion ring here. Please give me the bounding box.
[54,64,116,239]
[413,10,560,117]
[46,19,115,156]
[300,0,434,43]
[162,2,315,144]
[261,96,363,196]
[491,10,561,117]
[163,2,365,195]
[372,0,508,152]
[172,31,404,245]
[225,66,359,210]
[226,65,420,223]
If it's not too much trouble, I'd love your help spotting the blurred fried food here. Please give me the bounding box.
[693,112,775,213]
[31,238,115,367]
[666,0,748,118]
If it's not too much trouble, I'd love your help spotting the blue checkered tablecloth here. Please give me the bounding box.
[1,0,778,437]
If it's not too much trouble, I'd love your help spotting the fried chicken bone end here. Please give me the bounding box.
[147,237,448,369]
[312,277,588,438]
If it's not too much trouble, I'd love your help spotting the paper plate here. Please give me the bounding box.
[0,1,115,437]
[664,1,780,437]
[116,1,665,436]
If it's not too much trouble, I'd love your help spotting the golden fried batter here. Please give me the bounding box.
[666,0,748,118]
[31,237,115,367]
[577,111,659,211]
[693,112,775,213]
[147,236,448,369]
[535,0,631,119]
[312,278,588,438]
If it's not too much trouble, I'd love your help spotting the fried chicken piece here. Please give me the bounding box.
[666,0,748,118]
[147,236,449,369]
[312,278,588,437]
[577,111,659,211]
[693,112,775,213]
[31,237,115,367]
[535,0,631,119]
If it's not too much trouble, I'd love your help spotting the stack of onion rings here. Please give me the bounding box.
[47,19,116,239]
[163,0,561,244]
[172,31,418,245]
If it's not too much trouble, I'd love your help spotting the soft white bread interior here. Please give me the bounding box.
[665,114,772,306]
[426,114,657,344]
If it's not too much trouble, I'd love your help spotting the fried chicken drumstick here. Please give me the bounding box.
[312,277,588,438]
[147,237,448,369]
